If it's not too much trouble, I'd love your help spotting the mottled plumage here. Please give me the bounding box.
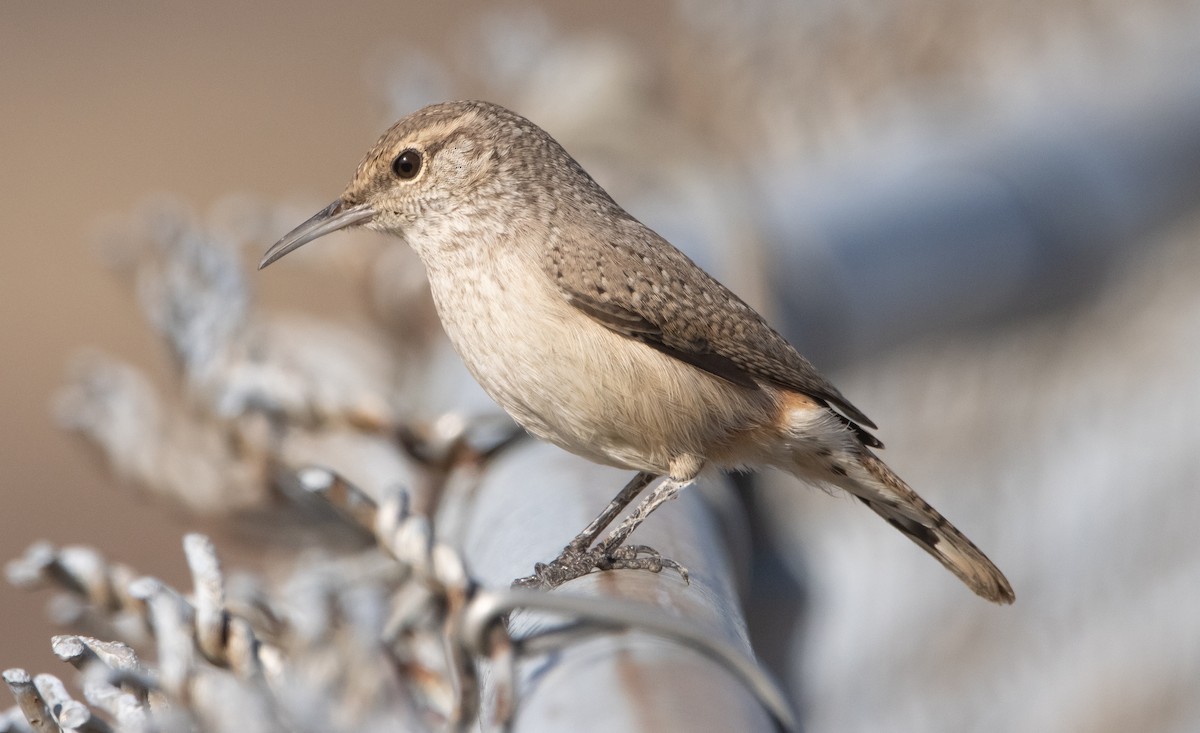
[546,214,882,447]
[260,100,1014,604]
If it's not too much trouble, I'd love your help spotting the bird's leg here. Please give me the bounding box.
[513,474,694,590]
[512,471,656,589]
[594,477,692,557]
[563,471,657,553]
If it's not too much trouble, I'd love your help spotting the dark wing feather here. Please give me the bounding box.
[562,292,759,389]
[545,216,881,446]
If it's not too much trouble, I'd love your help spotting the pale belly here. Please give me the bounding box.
[423,252,778,475]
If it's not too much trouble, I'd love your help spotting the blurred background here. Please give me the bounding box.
[3,1,1199,731]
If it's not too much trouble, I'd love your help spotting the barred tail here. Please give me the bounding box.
[842,452,1015,604]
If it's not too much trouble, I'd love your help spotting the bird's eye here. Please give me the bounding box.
[391,149,423,180]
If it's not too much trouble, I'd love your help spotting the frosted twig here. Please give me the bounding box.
[51,636,140,674]
[80,679,148,733]
[131,578,194,702]
[6,544,126,615]
[22,540,279,688]
[52,635,151,715]
[183,534,227,666]
[33,673,112,733]
[289,467,379,537]
[0,670,55,733]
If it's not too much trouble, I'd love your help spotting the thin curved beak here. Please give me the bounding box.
[258,200,376,270]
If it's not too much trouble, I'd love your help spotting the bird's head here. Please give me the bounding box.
[259,100,527,269]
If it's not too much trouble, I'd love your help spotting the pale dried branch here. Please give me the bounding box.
[0,670,55,733]
[182,536,227,668]
[32,673,112,733]
[51,636,140,675]
[78,677,149,733]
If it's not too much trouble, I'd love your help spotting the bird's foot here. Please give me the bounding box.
[606,544,690,583]
[512,544,689,590]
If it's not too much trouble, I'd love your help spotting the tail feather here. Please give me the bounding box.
[843,453,1015,604]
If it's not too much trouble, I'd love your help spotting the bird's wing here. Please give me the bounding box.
[545,217,880,443]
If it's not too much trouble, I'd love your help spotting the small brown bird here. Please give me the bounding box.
[260,101,1014,603]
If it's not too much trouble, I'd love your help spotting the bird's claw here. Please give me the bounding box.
[512,544,689,590]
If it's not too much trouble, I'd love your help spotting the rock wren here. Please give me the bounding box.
[260,100,1014,604]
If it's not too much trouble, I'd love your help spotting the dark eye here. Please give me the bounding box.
[391,149,422,179]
